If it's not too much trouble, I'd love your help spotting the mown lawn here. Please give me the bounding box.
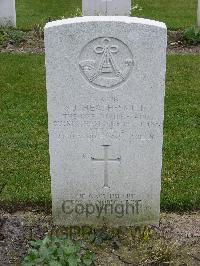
[0,54,199,210]
[134,0,197,29]
[16,0,81,29]
[162,55,200,210]
[16,0,197,29]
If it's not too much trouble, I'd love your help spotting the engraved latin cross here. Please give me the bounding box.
[91,145,121,188]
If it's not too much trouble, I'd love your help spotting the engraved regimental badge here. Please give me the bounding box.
[79,37,134,89]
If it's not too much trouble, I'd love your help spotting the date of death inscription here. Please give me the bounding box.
[52,102,162,141]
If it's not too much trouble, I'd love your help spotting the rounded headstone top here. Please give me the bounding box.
[45,16,166,30]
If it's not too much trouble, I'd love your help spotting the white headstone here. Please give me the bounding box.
[82,0,131,16]
[198,0,200,26]
[0,0,16,27]
[45,16,167,227]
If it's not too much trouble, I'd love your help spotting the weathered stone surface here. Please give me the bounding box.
[0,0,16,27]
[82,0,131,16]
[44,16,167,226]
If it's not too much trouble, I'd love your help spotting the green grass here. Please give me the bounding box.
[0,54,50,204]
[134,0,197,29]
[161,55,200,210]
[15,0,197,30]
[16,0,81,29]
[0,54,199,211]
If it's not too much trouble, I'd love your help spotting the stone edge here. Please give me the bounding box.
[44,16,166,30]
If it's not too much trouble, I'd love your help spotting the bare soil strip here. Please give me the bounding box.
[0,30,200,54]
[0,211,199,265]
